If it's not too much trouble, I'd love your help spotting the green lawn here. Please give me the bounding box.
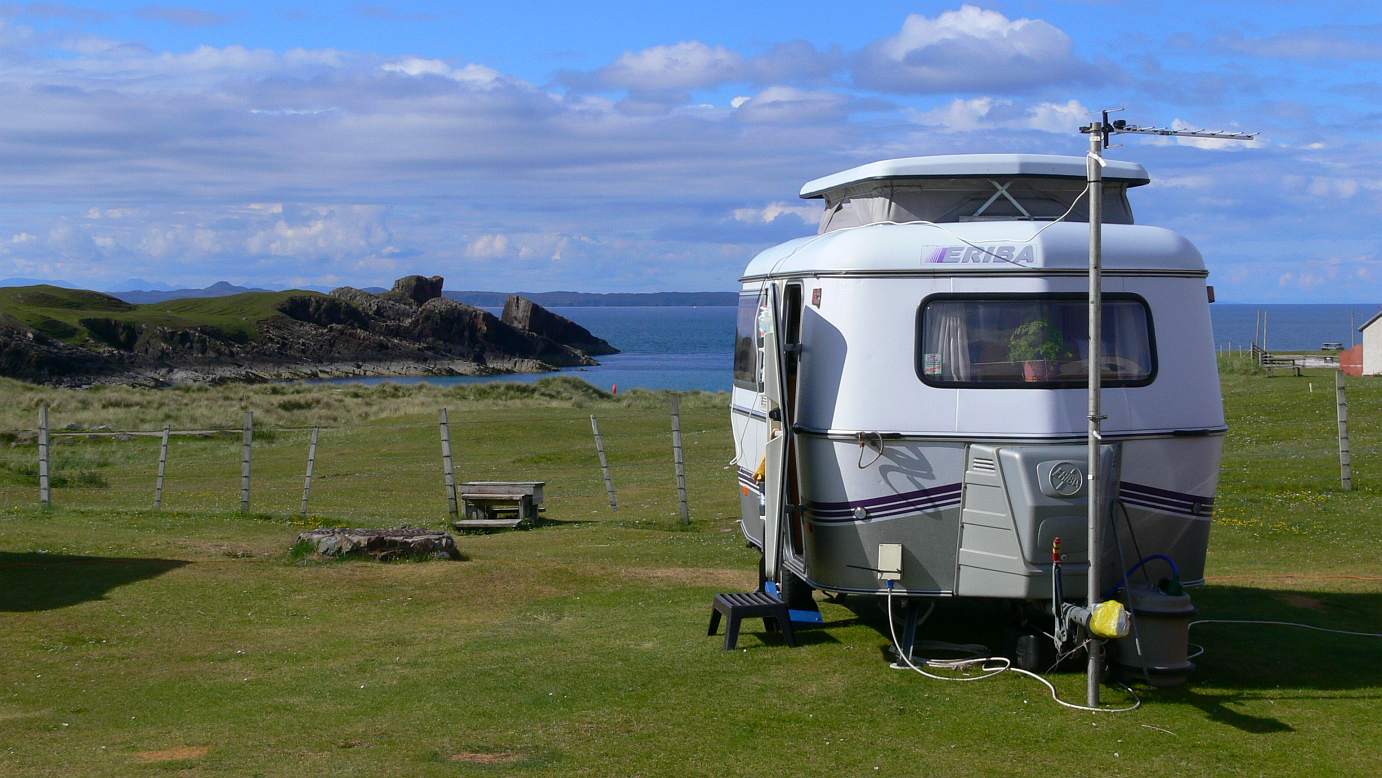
[0,371,1378,775]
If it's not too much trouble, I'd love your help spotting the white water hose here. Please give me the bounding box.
[884,585,1382,714]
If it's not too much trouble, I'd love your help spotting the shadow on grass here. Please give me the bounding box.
[449,516,593,534]
[0,551,189,612]
[841,585,1381,733]
[530,516,594,530]
[1151,584,1382,733]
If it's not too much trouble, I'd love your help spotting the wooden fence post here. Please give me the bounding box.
[670,397,690,525]
[301,425,319,517]
[240,412,253,513]
[439,409,459,520]
[590,415,617,512]
[154,424,170,509]
[38,405,51,509]
[1336,370,1353,491]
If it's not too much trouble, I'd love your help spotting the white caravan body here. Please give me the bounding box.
[731,154,1223,602]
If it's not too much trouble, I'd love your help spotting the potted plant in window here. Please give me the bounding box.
[1008,319,1071,382]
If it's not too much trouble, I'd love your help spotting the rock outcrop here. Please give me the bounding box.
[501,295,618,356]
[390,274,445,305]
[295,527,461,561]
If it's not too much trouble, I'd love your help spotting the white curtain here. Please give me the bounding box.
[929,304,972,381]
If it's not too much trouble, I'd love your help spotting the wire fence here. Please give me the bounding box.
[1,402,731,527]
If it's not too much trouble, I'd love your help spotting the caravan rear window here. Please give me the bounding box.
[734,293,761,389]
[917,294,1156,388]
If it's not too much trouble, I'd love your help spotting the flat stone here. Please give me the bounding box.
[295,527,461,561]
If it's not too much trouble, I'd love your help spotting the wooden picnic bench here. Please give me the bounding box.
[1260,354,1302,377]
[453,481,545,530]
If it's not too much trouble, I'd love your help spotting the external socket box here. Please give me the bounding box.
[878,543,903,581]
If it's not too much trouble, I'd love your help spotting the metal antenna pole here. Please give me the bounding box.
[1085,124,1105,708]
[1077,109,1255,709]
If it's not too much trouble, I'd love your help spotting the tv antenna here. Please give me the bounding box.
[1081,108,1259,146]
[1077,109,1256,710]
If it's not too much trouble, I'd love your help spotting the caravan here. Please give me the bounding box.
[731,154,1222,665]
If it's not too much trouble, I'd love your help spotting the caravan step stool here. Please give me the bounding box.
[707,591,797,650]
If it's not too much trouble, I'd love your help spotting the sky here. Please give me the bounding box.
[0,1,1379,302]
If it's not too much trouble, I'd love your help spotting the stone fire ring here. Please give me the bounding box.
[295,527,461,561]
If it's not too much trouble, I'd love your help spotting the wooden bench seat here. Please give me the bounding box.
[453,481,545,531]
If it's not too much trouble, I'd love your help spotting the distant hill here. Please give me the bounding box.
[109,281,269,304]
[0,277,78,288]
[445,291,738,307]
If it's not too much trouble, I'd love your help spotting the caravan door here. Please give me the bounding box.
[761,283,792,579]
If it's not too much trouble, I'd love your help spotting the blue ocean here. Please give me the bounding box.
[327,303,1378,392]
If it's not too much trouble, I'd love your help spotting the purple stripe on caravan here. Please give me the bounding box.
[809,490,963,518]
[1120,481,1213,506]
[810,483,962,512]
[810,495,959,519]
[1119,482,1213,517]
[1120,496,1210,517]
[810,496,963,523]
[1123,493,1198,511]
[809,487,963,518]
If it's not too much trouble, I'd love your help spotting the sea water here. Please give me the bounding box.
[323,303,1378,392]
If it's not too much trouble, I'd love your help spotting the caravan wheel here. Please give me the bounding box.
[754,553,816,611]
[777,568,816,612]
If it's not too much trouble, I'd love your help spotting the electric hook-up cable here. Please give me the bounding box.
[884,581,1141,713]
[1186,619,1382,660]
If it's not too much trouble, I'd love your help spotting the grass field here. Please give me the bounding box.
[0,285,311,345]
[0,370,1379,775]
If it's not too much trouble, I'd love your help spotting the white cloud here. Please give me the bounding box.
[1023,100,1089,133]
[733,86,854,123]
[381,57,503,87]
[911,97,996,131]
[594,41,742,94]
[84,208,139,220]
[464,233,510,259]
[911,97,1090,133]
[1153,175,1215,190]
[1223,25,1382,61]
[1306,177,1360,199]
[854,6,1084,93]
[243,206,392,258]
[732,202,819,225]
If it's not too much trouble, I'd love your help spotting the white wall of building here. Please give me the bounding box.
[1364,317,1382,375]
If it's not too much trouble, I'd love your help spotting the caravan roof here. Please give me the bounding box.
[799,154,1150,199]
[740,221,1205,280]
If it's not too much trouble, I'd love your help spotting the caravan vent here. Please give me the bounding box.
[971,457,997,474]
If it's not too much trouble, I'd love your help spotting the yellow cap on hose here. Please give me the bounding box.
[1089,600,1131,639]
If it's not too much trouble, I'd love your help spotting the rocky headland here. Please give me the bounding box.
[0,275,618,387]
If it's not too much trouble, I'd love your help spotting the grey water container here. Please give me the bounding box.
[1114,586,1196,686]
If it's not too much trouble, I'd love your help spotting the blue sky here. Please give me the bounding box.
[0,1,1379,301]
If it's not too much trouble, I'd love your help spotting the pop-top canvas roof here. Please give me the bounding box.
[800,154,1151,199]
